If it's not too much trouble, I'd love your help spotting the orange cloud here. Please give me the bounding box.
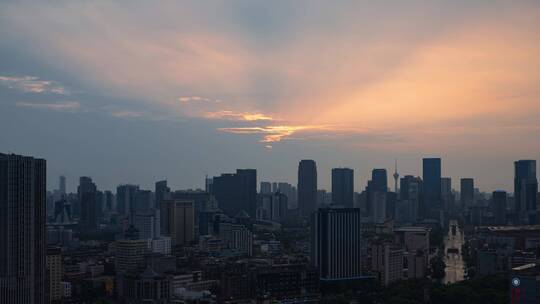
[218,125,330,142]
[205,110,274,121]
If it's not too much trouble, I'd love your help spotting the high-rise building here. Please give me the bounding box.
[155,180,171,234]
[311,208,362,280]
[441,177,454,212]
[397,175,422,224]
[371,169,388,192]
[79,176,98,233]
[257,192,288,222]
[133,209,161,240]
[423,158,441,217]
[514,160,537,222]
[134,189,153,214]
[104,190,114,212]
[59,175,66,194]
[260,181,272,194]
[298,160,317,217]
[212,169,257,217]
[276,182,297,209]
[0,153,46,304]
[46,247,62,302]
[492,190,507,225]
[331,168,354,208]
[460,178,474,208]
[116,184,139,218]
[164,200,195,247]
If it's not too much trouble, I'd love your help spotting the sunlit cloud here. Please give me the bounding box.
[205,110,274,121]
[218,125,329,143]
[0,76,68,95]
[16,100,80,111]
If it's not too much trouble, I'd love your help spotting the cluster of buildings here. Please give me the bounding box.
[1,152,539,303]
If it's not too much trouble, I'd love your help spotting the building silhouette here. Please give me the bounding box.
[212,169,257,217]
[298,160,317,217]
[460,178,474,209]
[116,184,139,219]
[371,169,388,193]
[163,200,195,247]
[331,168,354,208]
[79,176,98,233]
[155,180,171,234]
[59,175,66,194]
[397,175,423,224]
[0,153,46,304]
[422,158,441,218]
[514,160,537,223]
[492,190,507,225]
[311,208,362,280]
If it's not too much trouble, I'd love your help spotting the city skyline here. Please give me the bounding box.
[1,1,540,193]
[27,157,538,196]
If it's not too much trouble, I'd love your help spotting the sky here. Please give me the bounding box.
[1,1,539,193]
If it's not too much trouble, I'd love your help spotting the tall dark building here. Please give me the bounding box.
[59,175,66,194]
[298,160,317,217]
[460,178,474,208]
[212,169,257,217]
[79,176,98,233]
[117,184,139,218]
[311,208,362,280]
[371,169,388,192]
[492,190,507,225]
[155,180,171,234]
[0,153,46,304]
[441,177,454,212]
[422,158,441,217]
[331,168,354,208]
[398,175,423,224]
[104,190,114,212]
[514,160,537,222]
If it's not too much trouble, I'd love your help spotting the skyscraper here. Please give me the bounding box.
[422,158,441,218]
[104,190,114,212]
[164,200,195,247]
[514,160,538,222]
[492,190,507,226]
[0,153,46,304]
[79,176,98,233]
[116,184,139,218]
[212,169,257,217]
[397,175,422,224]
[441,177,454,213]
[331,168,354,208]
[260,181,272,194]
[311,208,362,280]
[460,178,474,208]
[59,175,66,194]
[371,169,388,192]
[155,180,171,234]
[298,160,317,217]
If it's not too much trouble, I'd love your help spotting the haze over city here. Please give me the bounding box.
[1,1,540,192]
